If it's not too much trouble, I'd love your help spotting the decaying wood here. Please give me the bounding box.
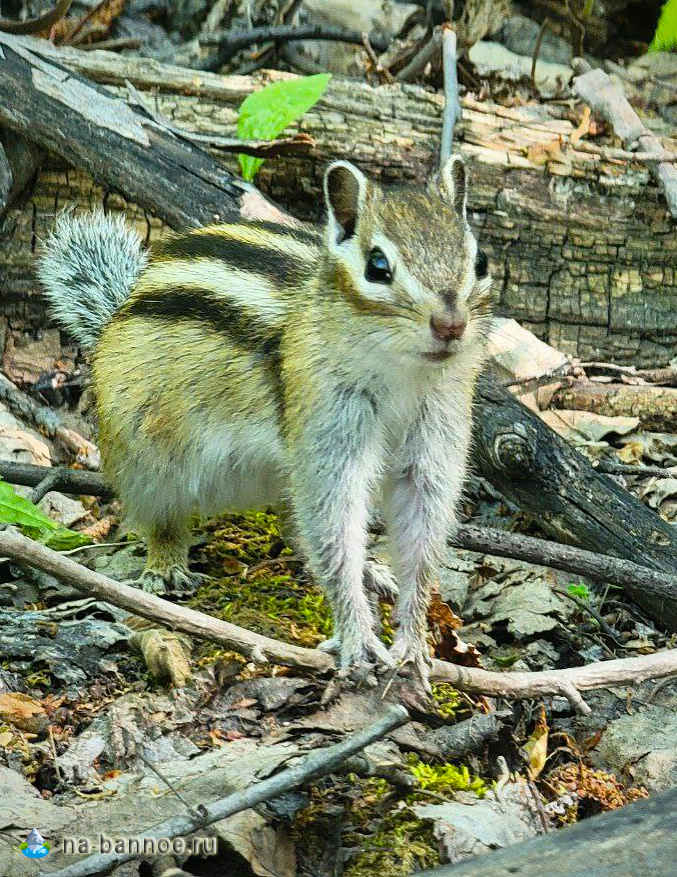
[454,524,677,631]
[45,704,409,877]
[0,36,675,365]
[573,64,677,219]
[551,381,677,430]
[3,459,677,630]
[472,375,677,617]
[0,371,100,468]
[0,33,288,233]
[422,786,677,877]
[3,525,677,715]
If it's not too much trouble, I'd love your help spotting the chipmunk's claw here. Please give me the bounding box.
[389,635,433,694]
[136,566,207,596]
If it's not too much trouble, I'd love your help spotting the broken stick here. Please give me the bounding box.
[43,703,409,877]
[3,526,677,715]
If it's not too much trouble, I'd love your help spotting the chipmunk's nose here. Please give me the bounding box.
[430,311,467,342]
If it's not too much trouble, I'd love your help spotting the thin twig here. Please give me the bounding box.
[29,470,63,504]
[439,26,459,168]
[2,527,677,716]
[137,753,207,821]
[593,461,677,479]
[362,31,394,83]
[44,705,409,877]
[0,0,72,34]
[553,586,624,647]
[453,523,677,615]
[64,0,106,44]
[199,23,389,71]
[0,460,112,498]
[531,17,550,92]
[395,27,442,82]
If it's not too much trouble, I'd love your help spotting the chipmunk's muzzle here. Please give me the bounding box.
[422,297,468,362]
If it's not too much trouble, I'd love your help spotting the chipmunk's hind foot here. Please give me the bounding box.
[137,565,207,596]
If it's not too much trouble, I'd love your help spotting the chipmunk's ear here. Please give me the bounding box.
[438,155,467,219]
[324,161,368,244]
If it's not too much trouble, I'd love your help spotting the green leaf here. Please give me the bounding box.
[0,479,90,548]
[650,0,677,51]
[567,582,591,601]
[237,73,331,181]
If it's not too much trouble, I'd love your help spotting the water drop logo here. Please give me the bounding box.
[20,828,50,859]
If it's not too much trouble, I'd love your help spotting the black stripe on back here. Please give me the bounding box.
[121,288,277,351]
[252,221,322,248]
[151,232,313,285]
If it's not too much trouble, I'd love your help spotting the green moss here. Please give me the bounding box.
[189,511,332,653]
[345,809,439,877]
[407,755,489,798]
[430,682,462,719]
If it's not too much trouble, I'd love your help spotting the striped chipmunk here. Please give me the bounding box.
[37,157,493,687]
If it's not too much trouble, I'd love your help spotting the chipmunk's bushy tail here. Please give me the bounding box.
[37,211,148,349]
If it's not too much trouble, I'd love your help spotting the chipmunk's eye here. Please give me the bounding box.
[475,249,488,279]
[365,248,392,284]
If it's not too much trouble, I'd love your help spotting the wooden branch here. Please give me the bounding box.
[473,375,677,629]
[0,0,72,34]
[573,64,677,218]
[422,787,677,876]
[431,650,677,717]
[45,704,409,877]
[454,524,677,628]
[0,460,113,497]
[0,33,282,230]
[439,26,459,167]
[551,381,677,430]
[2,459,676,628]
[3,526,677,715]
[199,23,390,69]
[0,526,333,672]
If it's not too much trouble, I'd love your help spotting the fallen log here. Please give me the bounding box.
[421,785,677,877]
[1,33,675,622]
[551,380,677,430]
[473,375,677,596]
[1,36,675,365]
[3,525,677,715]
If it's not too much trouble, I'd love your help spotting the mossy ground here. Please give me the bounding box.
[190,512,489,875]
[189,511,333,655]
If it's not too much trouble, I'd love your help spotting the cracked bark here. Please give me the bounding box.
[473,373,677,614]
[0,37,675,365]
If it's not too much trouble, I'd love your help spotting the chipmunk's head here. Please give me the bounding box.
[322,158,492,366]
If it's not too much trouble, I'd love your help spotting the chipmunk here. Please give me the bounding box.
[37,158,492,686]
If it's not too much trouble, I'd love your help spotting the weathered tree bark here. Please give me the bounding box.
[421,785,677,877]
[0,36,675,364]
[0,35,675,605]
[473,374,677,582]
[551,381,677,430]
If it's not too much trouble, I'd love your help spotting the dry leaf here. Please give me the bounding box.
[0,692,50,734]
[570,106,591,147]
[521,705,548,779]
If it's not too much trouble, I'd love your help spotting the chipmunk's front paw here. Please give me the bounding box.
[389,635,433,693]
[337,631,394,686]
[137,566,207,596]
